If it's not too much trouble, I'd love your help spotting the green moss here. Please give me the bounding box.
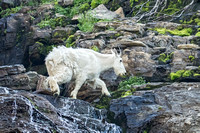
[170,70,194,80]
[158,53,173,63]
[194,18,200,26]
[168,28,192,36]
[182,70,192,77]
[170,70,185,80]
[189,55,195,62]
[91,45,99,52]
[66,35,75,47]
[155,28,166,34]
[194,73,200,77]
[121,88,136,97]
[155,28,192,36]
[195,32,200,37]
[115,33,121,37]
[107,27,115,31]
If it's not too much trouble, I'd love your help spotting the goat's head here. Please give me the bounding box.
[111,49,126,76]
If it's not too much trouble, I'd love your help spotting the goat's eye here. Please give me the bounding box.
[120,60,122,62]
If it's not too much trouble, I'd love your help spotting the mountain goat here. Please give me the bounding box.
[45,46,126,99]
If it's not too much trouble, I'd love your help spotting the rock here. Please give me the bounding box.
[135,35,191,51]
[0,87,122,132]
[0,64,26,77]
[113,39,146,47]
[78,39,105,49]
[116,23,145,35]
[146,21,181,30]
[26,71,40,90]
[29,42,45,66]
[33,27,52,40]
[52,26,77,39]
[0,64,31,90]
[0,13,32,66]
[177,44,200,50]
[58,0,73,6]
[122,49,156,77]
[110,82,200,133]
[171,49,198,72]
[115,7,125,18]
[89,4,119,20]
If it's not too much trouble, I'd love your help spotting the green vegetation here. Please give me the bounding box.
[65,35,76,48]
[118,76,146,90]
[170,69,197,81]
[0,6,22,18]
[195,32,200,37]
[36,41,55,55]
[170,70,185,81]
[194,73,200,77]
[93,76,146,109]
[91,45,99,52]
[77,13,99,32]
[37,17,69,29]
[158,53,173,63]
[91,0,110,9]
[154,28,193,36]
[189,55,195,62]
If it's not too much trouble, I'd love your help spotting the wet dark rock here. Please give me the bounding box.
[0,65,31,90]
[0,13,32,66]
[0,87,122,133]
[110,82,200,133]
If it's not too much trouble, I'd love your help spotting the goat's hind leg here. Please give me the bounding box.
[70,75,86,99]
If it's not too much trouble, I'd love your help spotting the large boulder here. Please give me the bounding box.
[89,4,120,20]
[0,87,122,133]
[110,82,200,133]
[122,48,156,77]
[0,64,40,90]
[0,13,32,66]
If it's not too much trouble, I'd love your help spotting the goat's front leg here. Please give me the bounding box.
[95,78,111,97]
[70,76,86,99]
[47,76,60,96]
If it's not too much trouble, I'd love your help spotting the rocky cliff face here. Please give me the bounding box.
[1,0,200,132]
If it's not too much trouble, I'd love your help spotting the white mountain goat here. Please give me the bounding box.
[45,46,126,99]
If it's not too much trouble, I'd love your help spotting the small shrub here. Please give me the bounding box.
[0,6,22,18]
[118,76,146,90]
[77,13,98,32]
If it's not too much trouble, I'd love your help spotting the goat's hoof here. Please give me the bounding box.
[53,92,60,97]
[106,93,112,97]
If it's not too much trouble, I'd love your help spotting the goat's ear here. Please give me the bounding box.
[111,48,118,56]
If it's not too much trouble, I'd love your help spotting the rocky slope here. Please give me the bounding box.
[1,0,200,132]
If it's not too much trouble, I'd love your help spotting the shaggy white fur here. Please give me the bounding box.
[45,46,126,99]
